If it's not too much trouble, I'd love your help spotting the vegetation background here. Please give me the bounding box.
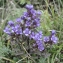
[0,0,63,63]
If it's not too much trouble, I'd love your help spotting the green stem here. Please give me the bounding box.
[0,57,15,63]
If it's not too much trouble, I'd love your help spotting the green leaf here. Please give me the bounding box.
[39,57,46,63]
[20,0,26,4]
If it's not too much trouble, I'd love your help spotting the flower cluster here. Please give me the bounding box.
[4,4,58,51]
[30,31,44,51]
[4,20,22,35]
[21,4,41,28]
[43,30,58,44]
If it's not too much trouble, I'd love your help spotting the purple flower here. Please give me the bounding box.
[43,36,49,42]
[9,25,22,35]
[15,29,22,35]
[30,10,41,19]
[16,18,22,23]
[33,31,43,41]
[21,12,28,20]
[11,26,15,32]
[25,4,33,10]
[21,15,27,20]
[32,19,40,27]
[51,35,58,44]
[25,21,31,27]
[14,25,22,35]
[4,27,11,35]
[30,32,35,39]
[36,40,44,51]
[8,20,14,26]
[36,11,41,16]
[30,9,36,14]
[23,28,31,36]
[51,30,56,35]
